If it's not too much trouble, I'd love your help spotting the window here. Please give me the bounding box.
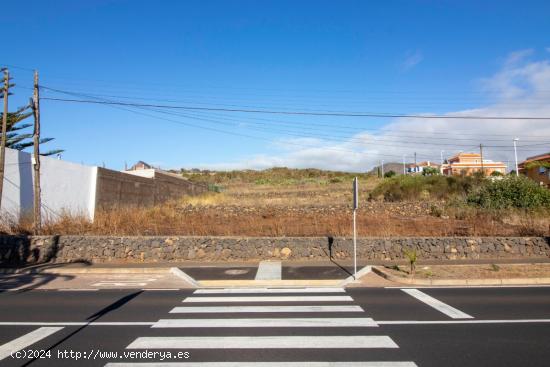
[539,166,546,175]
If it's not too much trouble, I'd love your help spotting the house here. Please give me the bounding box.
[441,153,506,176]
[406,161,440,174]
[518,152,550,188]
[129,161,153,171]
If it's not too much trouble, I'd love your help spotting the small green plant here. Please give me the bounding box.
[403,247,418,277]
[207,183,223,193]
[490,263,500,272]
[423,269,434,278]
[429,204,443,217]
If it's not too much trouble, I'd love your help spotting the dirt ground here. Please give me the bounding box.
[384,263,550,279]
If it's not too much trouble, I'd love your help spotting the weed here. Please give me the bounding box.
[403,248,418,277]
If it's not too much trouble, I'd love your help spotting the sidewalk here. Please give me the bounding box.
[2,259,550,290]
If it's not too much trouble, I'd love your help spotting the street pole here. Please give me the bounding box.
[0,69,9,210]
[402,155,406,175]
[414,152,417,174]
[31,70,41,234]
[513,138,519,176]
[352,177,358,280]
[479,144,484,176]
[381,160,384,178]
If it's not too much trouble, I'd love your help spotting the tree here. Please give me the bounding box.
[0,104,63,156]
[384,170,396,178]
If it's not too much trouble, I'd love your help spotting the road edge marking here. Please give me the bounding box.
[401,288,473,319]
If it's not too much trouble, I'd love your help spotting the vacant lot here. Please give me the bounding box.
[3,168,549,237]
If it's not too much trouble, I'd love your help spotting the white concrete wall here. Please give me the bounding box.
[0,148,97,222]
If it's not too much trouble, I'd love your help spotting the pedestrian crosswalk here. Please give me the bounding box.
[105,287,418,366]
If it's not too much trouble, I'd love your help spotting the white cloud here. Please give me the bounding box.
[199,51,550,172]
[401,50,423,71]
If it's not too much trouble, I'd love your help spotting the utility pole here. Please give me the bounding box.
[402,155,406,175]
[0,68,10,210]
[31,70,41,234]
[381,160,384,178]
[352,177,358,279]
[440,150,445,174]
[414,152,417,174]
[513,138,519,176]
[479,144,484,176]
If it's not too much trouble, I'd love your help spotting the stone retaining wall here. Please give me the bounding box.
[1,236,549,266]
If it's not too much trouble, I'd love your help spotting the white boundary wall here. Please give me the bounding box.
[1,148,97,222]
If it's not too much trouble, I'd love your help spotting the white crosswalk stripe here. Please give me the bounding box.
[106,363,418,367]
[194,287,346,294]
[170,305,364,313]
[111,287,418,366]
[127,335,398,349]
[183,295,353,302]
[152,317,378,328]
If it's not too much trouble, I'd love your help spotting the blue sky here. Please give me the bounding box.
[4,0,550,171]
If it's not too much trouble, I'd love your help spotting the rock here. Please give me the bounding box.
[280,247,292,259]
[273,248,280,257]
[197,249,206,258]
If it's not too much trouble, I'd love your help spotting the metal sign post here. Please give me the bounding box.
[352,177,358,279]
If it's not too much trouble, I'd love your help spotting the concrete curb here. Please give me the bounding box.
[170,267,200,288]
[339,266,372,287]
[372,266,550,286]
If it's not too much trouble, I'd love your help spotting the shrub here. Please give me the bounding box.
[467,176,550,209]
[384,170,396,178]
[369,175,479,201]
[422,167,439,176]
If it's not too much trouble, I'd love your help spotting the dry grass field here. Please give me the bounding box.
[3,168,548,237]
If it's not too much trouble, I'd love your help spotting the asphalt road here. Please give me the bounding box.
[0,286,549,366]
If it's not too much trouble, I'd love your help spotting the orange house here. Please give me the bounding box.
[442,153,507,176]
[518,152,550,188]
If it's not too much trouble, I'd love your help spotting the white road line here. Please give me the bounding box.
[170,305,364,313]
[194,287,345,294]
[401,288,473,319]
[3,319,550,327]
[378,319,550,325]
[183,295,353,303]
[255,261,282,280]
[142,289,180,291]
[0,327,63,360]
[152,317,378,328]
[127,335,399,349]
[0,322,155,326]
[387,285,550,289]
[105,362,418,367]
[58,289,99,291]
[92,282,148,287]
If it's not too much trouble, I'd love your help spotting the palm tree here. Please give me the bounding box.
[0,104,63,156]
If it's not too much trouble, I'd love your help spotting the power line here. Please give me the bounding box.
[40,95,550,120]
[38,87,550,152]
[40,86,550,139]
